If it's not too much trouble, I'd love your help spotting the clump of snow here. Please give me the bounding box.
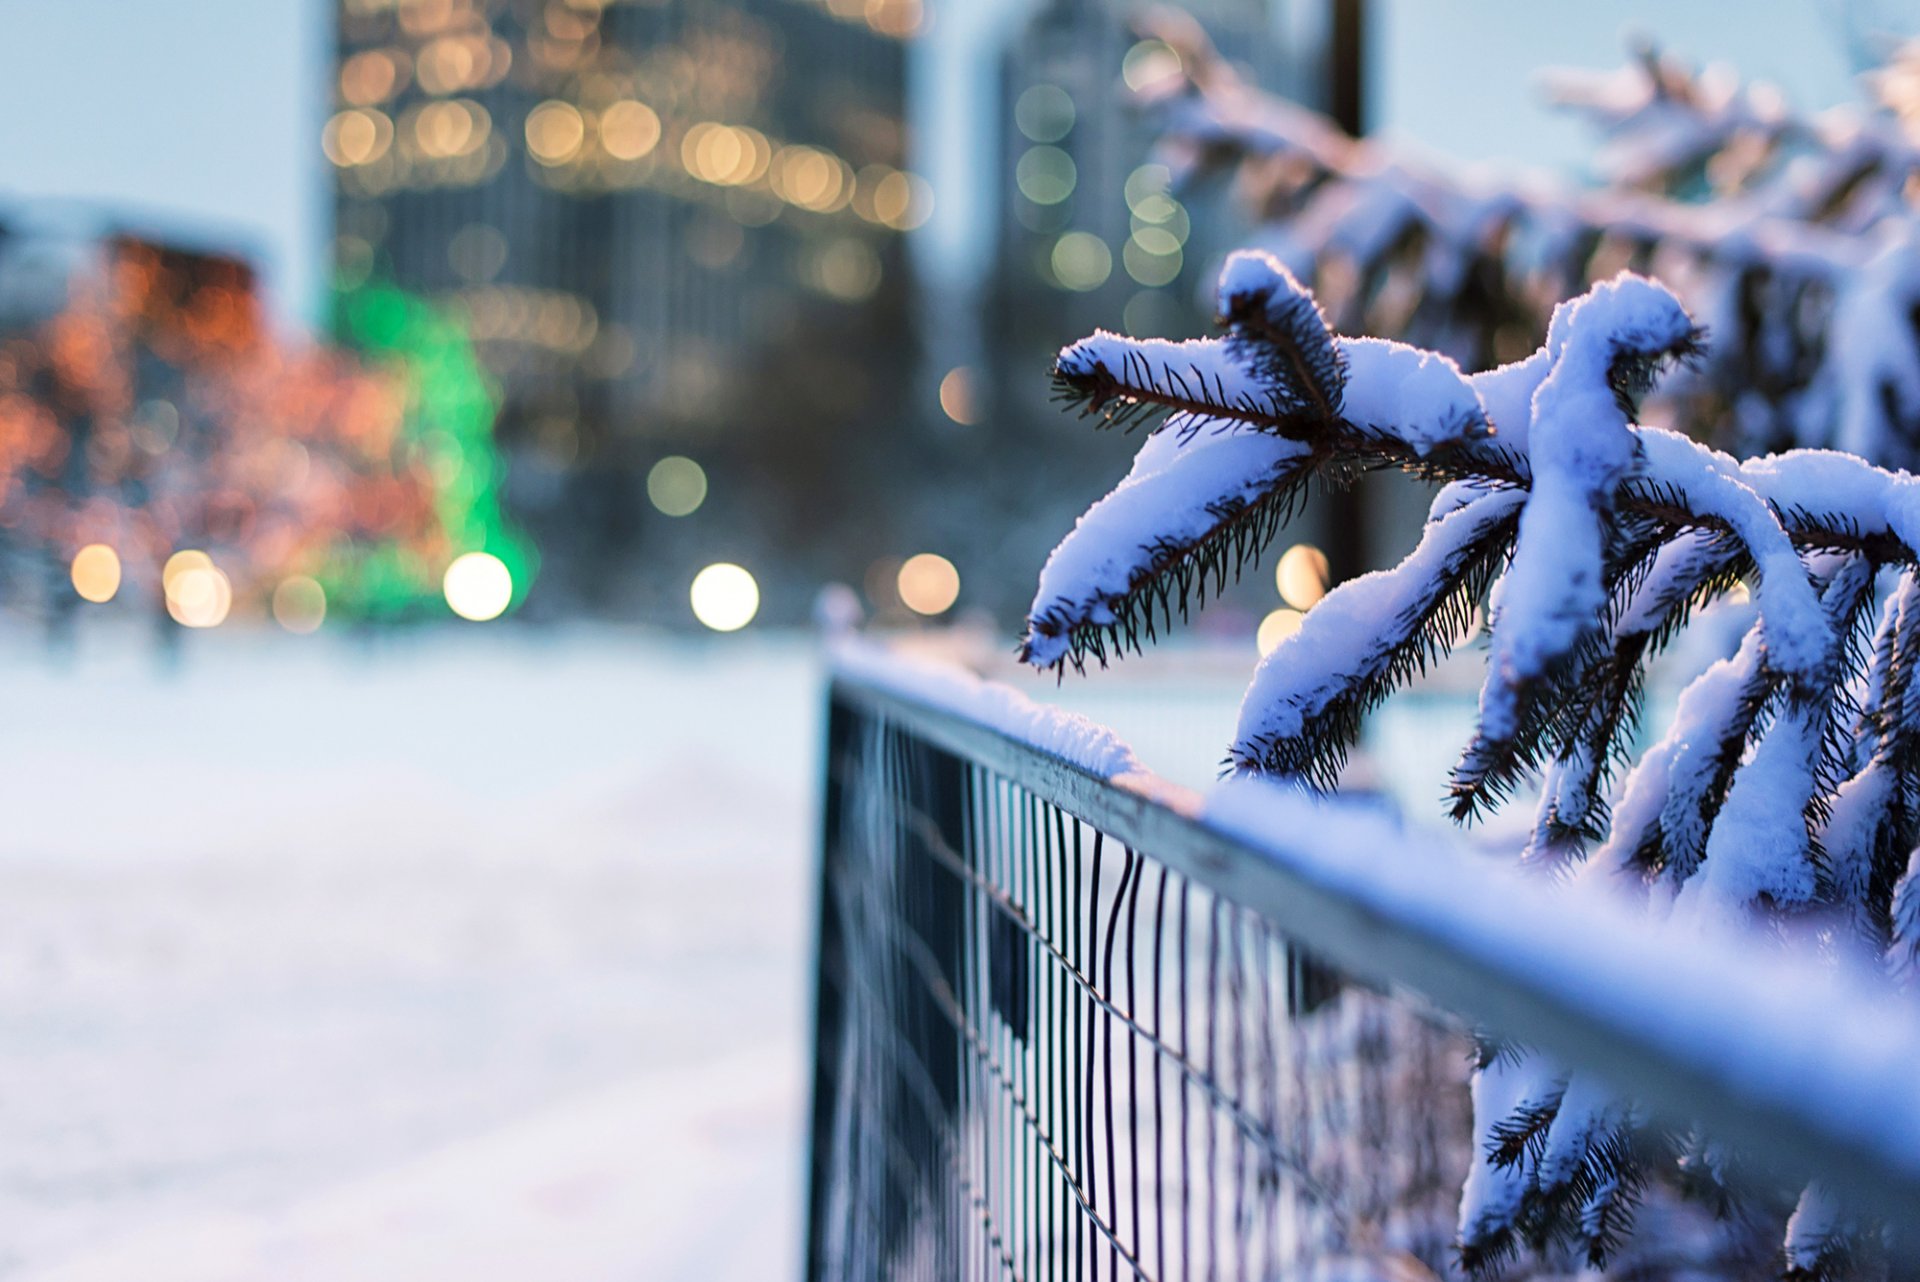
[1055,331,1269,419]
[1672,699,1822,926]
[1480,275,1699,744]
[1458,1054,1548,1247]
[1466,348,1552,458]
[1339,337,1487,455]
[1231,487,1521,758]
[1022,417,1310,668]
[1654,626,1766,895]
[1639,429,1831,679]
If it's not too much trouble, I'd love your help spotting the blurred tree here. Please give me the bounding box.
[1147,29,1920,471]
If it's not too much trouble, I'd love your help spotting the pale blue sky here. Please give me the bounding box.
[0,1,1888,329]
[0,0,325,323]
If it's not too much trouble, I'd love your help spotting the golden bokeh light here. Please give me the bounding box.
[324,109,393,167]
[443,551,514,621]
[647,455,708,517]
[525,101,586,166]
[690,563,760,632]
[70,544,121,604]
[897,553,960,616]
[162,549,213,594]
[681,122,770,186]
[164,555,233,630]
[939,367,977,425]
[864,0,924,37]
[273,576,328,634]
[340,50,402,105]
[1276,543,1330,610]
[412,100,489,158]
[1257,608,1304,657]
[774,146,848,211]
[600,100,662,161]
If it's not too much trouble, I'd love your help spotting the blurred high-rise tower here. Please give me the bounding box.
[954,0,1315,620]
[328,0,927,617]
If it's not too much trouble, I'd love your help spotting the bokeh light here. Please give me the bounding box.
[1277,543,1330,610]
[1122,39,1183,93]
[897,553,960,616]
[1015,84,1076,143]
[600,100,662,161]
[647,456,708,517]
[525,101,585,166]
[443,551,514,621]
[1017,146,1077,205]
[939,367,977,425]
[691,563,759,632]
[1257,608,1304,656]
[70,544,121,604]
[1051,232,1112,291]
[273,576,328,634]
[162,550,213,595]
[164,553,232,629]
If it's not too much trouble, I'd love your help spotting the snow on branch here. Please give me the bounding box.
[1143,24,1920,470]
[1023,248,1920,1272]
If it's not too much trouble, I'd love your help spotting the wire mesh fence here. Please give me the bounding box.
[806,683,1475,1281]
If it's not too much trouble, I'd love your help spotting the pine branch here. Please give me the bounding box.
[1020,456,1316,674]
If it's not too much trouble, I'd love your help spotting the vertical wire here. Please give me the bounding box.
[1046,805,1061,1282]
[1054,807,1073,1282]
[1150,864,1170,1282]
[1254,919,1281,1274]
[992,773,1009,1278]
[1075,821,1090,1282]
[1027,789,1045,1282]
[1205,894,1222,1282]
[1012,784,1028,1282]
[1122,849,1145,1270]
[1229,905,1248,1282]
[1100,846,1137,1282]
[1177,878,1192,1282]
[1084,830,1104,1282]
[969,760,990,1280]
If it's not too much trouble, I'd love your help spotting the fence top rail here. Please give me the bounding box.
[828,640,1920,1223]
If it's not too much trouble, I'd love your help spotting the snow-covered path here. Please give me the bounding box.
[0,629,817,1280]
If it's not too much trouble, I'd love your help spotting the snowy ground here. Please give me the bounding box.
[0,627,821,1280]
[0,622,1465,1278]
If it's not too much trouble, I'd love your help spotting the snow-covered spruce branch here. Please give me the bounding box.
[1140,22,1920,469]
[1021,250,1920,1274]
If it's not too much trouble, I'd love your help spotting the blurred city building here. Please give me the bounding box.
[952,0,1334,621]
[329,0,927,620]
[0,208,527,639]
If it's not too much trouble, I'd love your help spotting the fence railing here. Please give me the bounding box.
[805,647,1920,1280]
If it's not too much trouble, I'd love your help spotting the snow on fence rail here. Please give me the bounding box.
[805,644,1920,1279]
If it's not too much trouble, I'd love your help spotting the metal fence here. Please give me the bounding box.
[804,658,1920,1280]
